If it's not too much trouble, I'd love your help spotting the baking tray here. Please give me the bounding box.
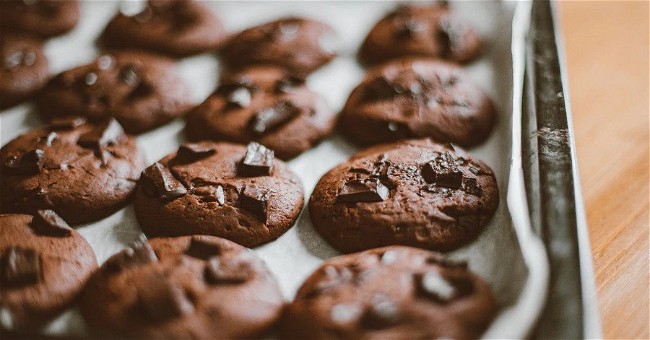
[0,1,600,338]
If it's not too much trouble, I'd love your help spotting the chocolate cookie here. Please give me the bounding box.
[100,0,226,57]
[0,0,80,38]
[282,246,496,339]
[0,33,49,110]
[219,17,337,78]
[358,3,481,65]
[36,51,192,134]
[309,139,498,253]
[0,212,98,329]
[0,118,146,225]
[81,235,284,338]
[134,142,304,247]
[186,66,336,160]
[340,58,496,147]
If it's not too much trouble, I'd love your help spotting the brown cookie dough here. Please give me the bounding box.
[36,51,192,134]
[219,17,337,78]
[359,3,481,66]
[100,0,227,57]
[340,58,496,147]
[309,139,499,253]
[0,0,80,38]
[282,246,497,339]
[134,142,304,247]
[0,33,49,110]
[80,235,285,338]
[0,212,98,330]
[0,118,146,225]
[186,66,336,160]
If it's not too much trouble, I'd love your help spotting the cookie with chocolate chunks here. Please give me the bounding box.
[0,213,97,329]
[0,119,146,224]
[0,0,80,38]
[340,58,496,147]
[186,66,336,159]
[36,51,192,134]
[134,142,304,247]
[309,138,498,253]
[281,246,496,339]
[0,33,49,110]
[100,0,226,57]
[81,235,284,338]
[219,17,337,78]
[358,3,481,65]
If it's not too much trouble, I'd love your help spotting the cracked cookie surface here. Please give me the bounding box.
[134,141,304,247]
[309,138,498,253]
[0,118,146,224]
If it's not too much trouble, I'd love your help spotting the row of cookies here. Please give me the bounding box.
[1,211,496,338]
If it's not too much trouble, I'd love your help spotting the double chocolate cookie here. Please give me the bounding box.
[186,66,336,159]
[37,51,191,134]
[81,235,284,338]
[134,142,304,247]
[282,246,497,339]
[0,211,97,329]
[340,58,496,147]
[359,3,481,65]
[0,118,146,224]
[0,0,80,38]
[100,0,226,57]
[219,17,337,78]
[0,33,49,110]
[309,139,499,253]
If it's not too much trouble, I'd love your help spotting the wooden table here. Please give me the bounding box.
[557,2,649,338]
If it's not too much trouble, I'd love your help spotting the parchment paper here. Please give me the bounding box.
[0,1,549,338]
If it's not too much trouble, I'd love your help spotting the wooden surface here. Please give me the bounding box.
[557,2,649,338]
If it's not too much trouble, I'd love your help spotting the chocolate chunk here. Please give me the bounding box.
[1,247,42,287]
[204,257,254,284]
[49,116,87,130]
[249,100,300,135]
[105,238,158,274]
[192,185,225,205]
[31,209,72,237]
[141,162,187,201]
[239,186,269,222]
[77,119,125,149]
[226,87,252,108]
[238,142,274,177]
[363,76,399,102]
[3,149,45,175]
[304,266,353,299]
[394,18,424,38]
[174,143,216,163]
[139,274,194,322]
[361,296,401,329]
[421,153,462,189]
[415,271,472,303]
[336,178,389,203]
[119,65,139,87]
[468,165,483,175]
[462,177,481,196]
[185,237,221,260]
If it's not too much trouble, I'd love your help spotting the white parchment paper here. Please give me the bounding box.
[0,1,550,338]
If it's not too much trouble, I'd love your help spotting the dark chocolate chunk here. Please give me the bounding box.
[141,162,187,201]
[204,257,254,284]
[415,271,472,303]
[468,165,482,175]
[336,178,389,203]
[462,177,481,196]
[1,247,42,287]
[3,149,45,175]
[119,64,140,87]
[139,273,194,322]
[239,186,269,222]
[105,238,158,273]
[421,153,463,189]
[174,143,216,163]
[238,142,274,177]
[77,119,125,149]
[49,116,87,130]
[363,76,399,102]
[249,100,300,135]
[361,296,401,329]
[192,185,225,205]
[31,209,72,237]
[185,237,221,260]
